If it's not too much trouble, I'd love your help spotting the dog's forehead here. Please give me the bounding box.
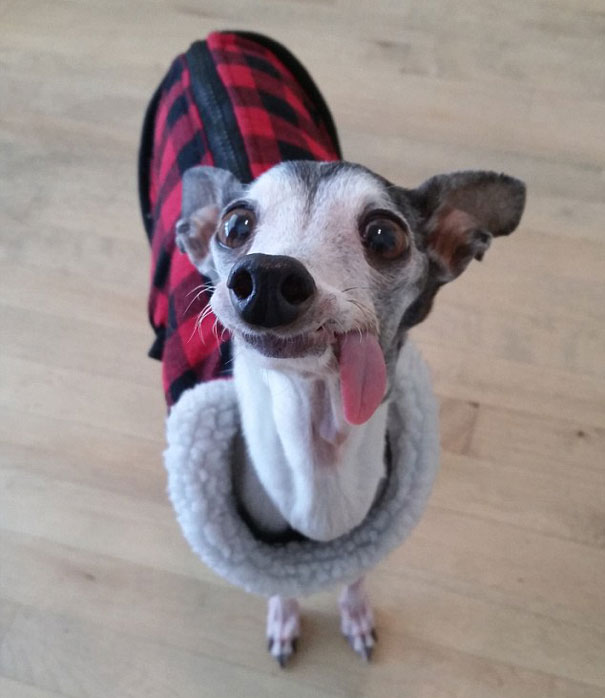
[247,162,392,222]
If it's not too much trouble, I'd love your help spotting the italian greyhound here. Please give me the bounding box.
[175,160,525,665]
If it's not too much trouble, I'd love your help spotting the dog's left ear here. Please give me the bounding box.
[408,171,526,282]
[175,166,243,267]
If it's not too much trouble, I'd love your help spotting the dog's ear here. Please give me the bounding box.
[175,166,243,266]
[408,171,526,282]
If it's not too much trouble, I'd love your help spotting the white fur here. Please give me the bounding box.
[234,341,388,541]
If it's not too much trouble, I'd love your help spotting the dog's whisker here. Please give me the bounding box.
[195,303,215,329]
[186,282,216,299]
[346,298,374,319]
[188,308,213,344]
[342,285,372,295]
[185,287,212,315]
[213,317,222,342]
[187,304,217,344]
[186,284,205,298]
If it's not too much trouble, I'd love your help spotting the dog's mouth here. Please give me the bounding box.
[240,325,332,359]
[212,282,387,424]
[238,326,388,426]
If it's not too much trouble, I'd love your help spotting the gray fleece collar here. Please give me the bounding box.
[164,341,440,598]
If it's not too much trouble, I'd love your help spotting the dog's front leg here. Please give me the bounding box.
[266,596,300,667]
[339,577,376,661]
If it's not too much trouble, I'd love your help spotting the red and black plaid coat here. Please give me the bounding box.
[139,32,341,406]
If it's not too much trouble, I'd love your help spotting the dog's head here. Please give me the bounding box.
[176,161,525,424]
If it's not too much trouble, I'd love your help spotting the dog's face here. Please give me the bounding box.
[176,161,525,423]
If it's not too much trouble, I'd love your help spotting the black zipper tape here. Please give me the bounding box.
[185,41,253,184]
[138,79,163,241]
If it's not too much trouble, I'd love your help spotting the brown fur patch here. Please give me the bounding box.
[427,206,479,278]
[180,204,219,264]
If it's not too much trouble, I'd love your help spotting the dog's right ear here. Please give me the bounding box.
[175,166,243,266]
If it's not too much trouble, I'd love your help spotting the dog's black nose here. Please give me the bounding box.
[227,253,316,328]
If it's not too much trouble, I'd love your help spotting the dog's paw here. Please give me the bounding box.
[339,579,376,662]
[266,596,300,668]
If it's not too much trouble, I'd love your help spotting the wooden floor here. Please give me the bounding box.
[1,0,604,696]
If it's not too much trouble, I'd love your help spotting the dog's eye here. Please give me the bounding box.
[218,208,256,248]
[362,217,409,260]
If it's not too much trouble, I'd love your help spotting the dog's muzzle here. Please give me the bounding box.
[227,253,316,328]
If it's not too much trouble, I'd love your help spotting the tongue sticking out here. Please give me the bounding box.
[338,332,387,425]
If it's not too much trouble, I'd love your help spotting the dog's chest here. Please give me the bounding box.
[234,351,388,542]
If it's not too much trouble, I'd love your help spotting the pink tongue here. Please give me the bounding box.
[338,332,387,425]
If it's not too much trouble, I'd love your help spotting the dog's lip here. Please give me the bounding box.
[238,325,333,359]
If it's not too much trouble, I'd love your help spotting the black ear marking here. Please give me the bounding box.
[472,229,491,261]
[175,219,190,253]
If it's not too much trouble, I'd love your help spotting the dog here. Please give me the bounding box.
[175,161,525,663]
[141,33,526,666]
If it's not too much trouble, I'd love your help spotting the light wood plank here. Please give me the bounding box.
[0,606,345,698]
[2,532,603,697]
[0,407,166,501]
[0,676,64,698]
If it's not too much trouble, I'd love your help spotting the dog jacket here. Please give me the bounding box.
[139,32,440,597]
[139,31,341,406]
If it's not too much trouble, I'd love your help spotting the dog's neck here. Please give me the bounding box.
[232,340,388,542]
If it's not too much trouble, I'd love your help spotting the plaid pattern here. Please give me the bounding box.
[139,32,341,406]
